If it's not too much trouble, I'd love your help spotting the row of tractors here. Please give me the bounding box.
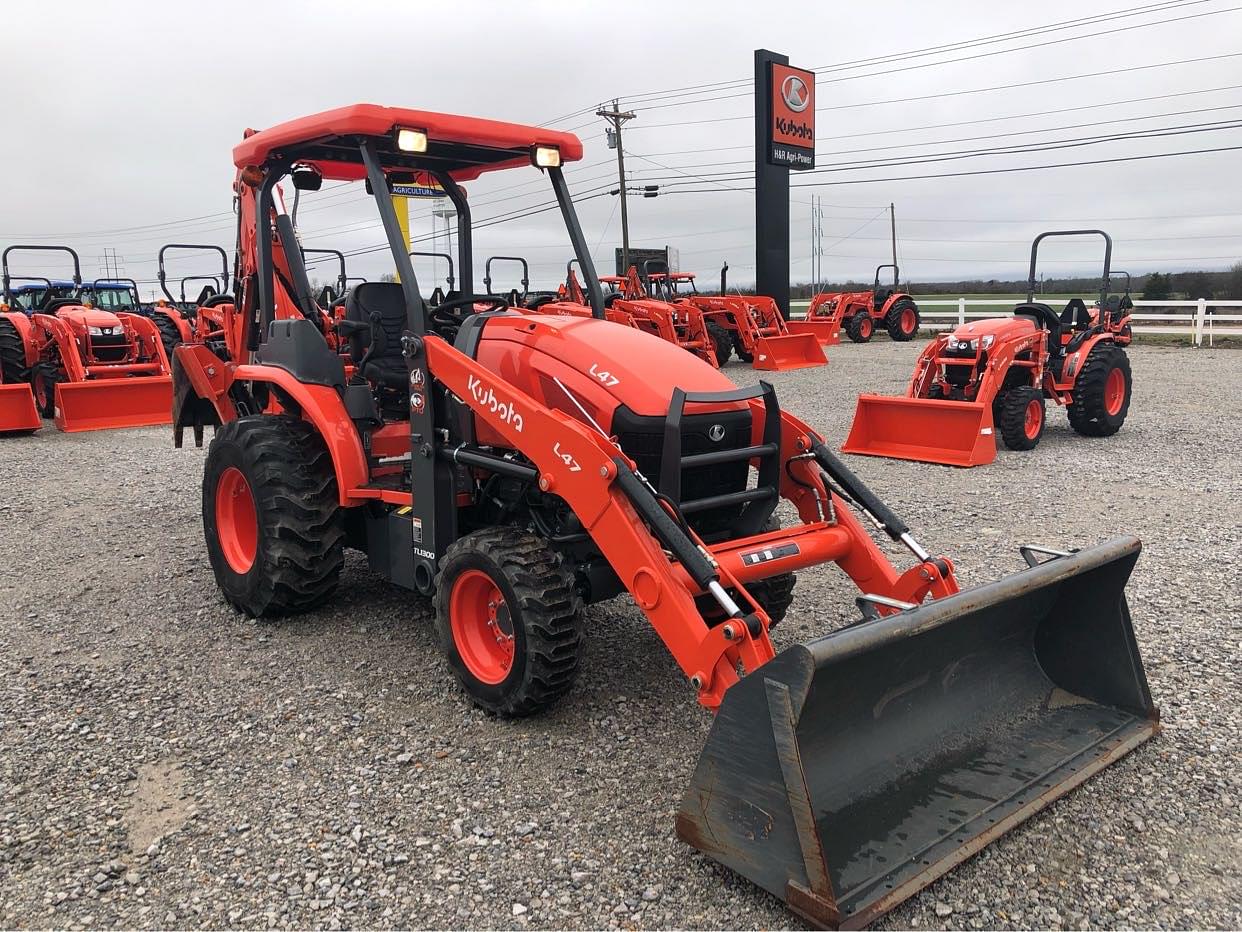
[0,232,1134,473]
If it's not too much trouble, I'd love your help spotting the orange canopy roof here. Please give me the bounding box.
[232,104,585,182]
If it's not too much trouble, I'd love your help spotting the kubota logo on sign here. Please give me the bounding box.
[769,62,816,169]
[467,374,524,432]
[781,74,810,112]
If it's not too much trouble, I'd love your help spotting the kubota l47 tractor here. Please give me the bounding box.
[790,262,921,345]
[844,230,1134,467]
[169,105,1157,929]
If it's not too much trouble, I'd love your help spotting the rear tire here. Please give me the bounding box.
[706,322,732,366]
[1067,343,1131,437]
[203,415,344,617]
[434,527,583,717]
[154,312,183,362]
[844,313,873,343]
[0,318,29,385]
[885,299,920,341]
[998,385,1045,451]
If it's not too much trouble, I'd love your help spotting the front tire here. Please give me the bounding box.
[885,299,920,341]
[433,528,583,717]
[844,313,873,343]
[1067,343,1132,437]
[203,415,344,617]
[998,385,1045,451]
[0,317,30,385]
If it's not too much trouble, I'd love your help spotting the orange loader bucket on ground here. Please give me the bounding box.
[787,318,841,346]
[842,394,996,467]
[0,383,40,434]
[751,333,827,371]
[53,376,173,432]
[678,536,1157,929]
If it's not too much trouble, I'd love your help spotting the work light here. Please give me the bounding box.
[531,145,561,168]
[395,127,428,153]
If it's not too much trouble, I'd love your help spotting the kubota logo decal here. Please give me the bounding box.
[781,74,810,113]
[467,374,524,432]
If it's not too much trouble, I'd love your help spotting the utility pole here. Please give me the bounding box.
[598,99,636,274]
[889,203,898,278]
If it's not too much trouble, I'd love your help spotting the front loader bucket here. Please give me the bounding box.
[678,536,1157,929]
[842,394,995,467]
[0,383,40,434]
[751,333,827,371]
[787,318,841,346]
[53,376,173,432]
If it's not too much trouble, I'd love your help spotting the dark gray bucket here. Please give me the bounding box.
[677,536,1158,929]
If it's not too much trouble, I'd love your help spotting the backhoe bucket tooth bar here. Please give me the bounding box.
[842,394,996,467]
[53,376,173,432]
[677,536,1157,929]
[0,383,40,433]
[787,318,841,346]
[750,333,827,371]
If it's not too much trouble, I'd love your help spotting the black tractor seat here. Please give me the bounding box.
[1059,298,1091,331]
[342,282,410,390]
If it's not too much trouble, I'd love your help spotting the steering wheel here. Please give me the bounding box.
[428,294,512,329]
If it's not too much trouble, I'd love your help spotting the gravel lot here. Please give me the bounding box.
[1,340,1238,930]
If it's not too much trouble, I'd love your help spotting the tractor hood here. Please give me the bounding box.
[473,313,739,427]
[947,315,1036,343]
[56,306,126,330]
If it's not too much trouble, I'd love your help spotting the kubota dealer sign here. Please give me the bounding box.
[768,62,815,170]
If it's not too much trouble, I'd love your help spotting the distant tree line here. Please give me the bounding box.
[793,262,1242,301]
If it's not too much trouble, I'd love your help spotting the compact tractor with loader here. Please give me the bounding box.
[648,266,825,370]
[790,263,920,345]
[843,231,1133,468]
[171,105,1157,928]
[1,245,173,431]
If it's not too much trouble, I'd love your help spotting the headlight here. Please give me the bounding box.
[88,326,117,336]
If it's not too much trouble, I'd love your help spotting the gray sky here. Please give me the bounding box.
[2,0,1240,294]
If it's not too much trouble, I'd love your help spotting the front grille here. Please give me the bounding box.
[89,333,130,363]
[613,405,752,538]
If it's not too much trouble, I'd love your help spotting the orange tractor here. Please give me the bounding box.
[170,105,1157,929]
[844,231,1133,467]
[153,243,235,360]
[0,245,172,431]
[649,267,825,370]
[790,263,921,345]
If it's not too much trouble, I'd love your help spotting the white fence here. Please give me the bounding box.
[790,298,1242,347]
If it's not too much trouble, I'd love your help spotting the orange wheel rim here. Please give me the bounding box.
[860,317,872,338]
[449,569,514,684]
[1104,367,1125,415]
[901,308,916,333]
[216,466,258,574]
[1024,399,1043,439]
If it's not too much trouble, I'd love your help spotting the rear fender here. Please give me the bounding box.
[232,363,370,505]
[154,307,194,342]
[1059,332,1114,392]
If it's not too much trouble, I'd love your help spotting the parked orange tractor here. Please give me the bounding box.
[844,231,1133,467]
[0,245,172,431]
[649,268,825,371]
[790,263,920,345]
[153,243,235,360]
[169,106,1156,929]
